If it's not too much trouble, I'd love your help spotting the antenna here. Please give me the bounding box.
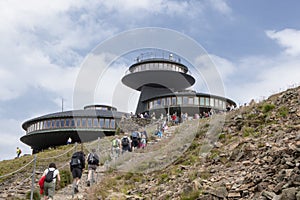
[62,98,64,112]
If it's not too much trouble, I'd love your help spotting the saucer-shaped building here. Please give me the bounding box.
[122,52,236,118]
[21,105,126,153]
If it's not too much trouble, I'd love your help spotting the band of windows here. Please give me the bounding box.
[148,96,227,110]
[130,62,186,74]
[26,118,116,134]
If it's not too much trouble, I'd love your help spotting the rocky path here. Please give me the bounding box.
[53,123,181,199]
[54,166,106,200]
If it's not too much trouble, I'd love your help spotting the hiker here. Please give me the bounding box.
[131,131,140,152]
[67,137,72,145]
[86,149,99,187]
[111,136,121,158]
[42,163,60,200]
[141,134,147,149]
[121,134,131,153]
[70,151,85,193]
[16,147,22,158]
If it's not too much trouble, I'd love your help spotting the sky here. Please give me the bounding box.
[0,0,300,160]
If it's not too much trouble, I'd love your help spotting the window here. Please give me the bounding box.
[110,119,115,128]
[210,98,215,107]
[161,98,165,106]
[70,119,75,127]
[105,119,110,128]
[93,118,98,127]
[172,97,176,105]
[76,118,81,127]
[43,121,47,129]
[99,118,104,127]
[157,99,161,106]
[200,97,205,106]
[82,118,87,127]
[177,97,182,105]
[47,120,51,128]
[60,119,65,127]
[183,96,188,104]
[188,97,194,105]
[194,97,199,105]
[149,101,153,109]
[205,97,210,106]
[166,97,171,105]
[52,120,55,128]
[65,119,70,127]
[87,118,92,127]
[56,120,60,128]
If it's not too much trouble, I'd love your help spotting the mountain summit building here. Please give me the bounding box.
[122,52,236,118]
[21,51,236,153]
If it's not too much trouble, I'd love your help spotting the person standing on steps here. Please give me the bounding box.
[86,148,99,187]
[42,162,60,200]
[70,151,85,194]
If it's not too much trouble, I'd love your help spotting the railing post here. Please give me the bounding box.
[74,142,78,153]
[30,154,37,200]
[97,137,100,153]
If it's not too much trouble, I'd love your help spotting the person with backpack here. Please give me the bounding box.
[86,149,99,187]
[131,131,139,152]
[111,136,121,158]
[16,147,22,158]
[121,134,131,153]
[42,163,60,200]
[70,151,85,194]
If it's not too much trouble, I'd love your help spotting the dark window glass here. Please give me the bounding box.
[105,119,110,128]
[87,118,92,127]
[65,119,70,127]
[60,119,65,127]
[111,119,115,128]
[93,119,98,127]
[70,119,75,127]
[99,118,104,127]
[157,99,161,105]
[82,118,87,127]
[76,119,81,127]
[56,120,60,128]
[52,120,55,128]
[172,97,176,105]
[47,120,51,128]
[43,121,47,129]
[161,98,165,106]
[183,97,188,104]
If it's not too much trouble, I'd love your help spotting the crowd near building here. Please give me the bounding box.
[20,50,236,153]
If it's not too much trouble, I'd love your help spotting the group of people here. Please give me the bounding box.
[111,129,148,157]
[40,149,99,200]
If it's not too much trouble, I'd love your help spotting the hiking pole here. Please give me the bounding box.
[30,154,37,200]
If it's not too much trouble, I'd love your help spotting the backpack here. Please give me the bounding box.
[70,153,81,167]
[45,169,55,183]
[131,132,138,138]
[122,137,129,146]
[88,153,99,165]
[112,139,119,147]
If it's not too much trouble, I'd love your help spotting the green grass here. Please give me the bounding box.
[262,103,275,113]
[278,106,289,117]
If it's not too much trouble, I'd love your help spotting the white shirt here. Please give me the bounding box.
[43,167,59,183]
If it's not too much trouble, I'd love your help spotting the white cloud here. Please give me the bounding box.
[207,0,232,15]
[266,28,300,56]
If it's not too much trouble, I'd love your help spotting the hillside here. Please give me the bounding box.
[0,86,299,200]
[89,86,300,200]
